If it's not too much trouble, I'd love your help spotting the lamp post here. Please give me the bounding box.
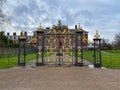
[93,30,102,68]
[75,23,83,66]
[36,23,44,66]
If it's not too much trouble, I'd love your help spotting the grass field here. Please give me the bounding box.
[0,50,120,69]
[67,50,120,69]
[0,51,53,69]
[0,53,36,69]
[83,50,120,69]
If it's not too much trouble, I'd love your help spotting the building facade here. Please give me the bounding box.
[7,21,88,50]
[28,20,88,51]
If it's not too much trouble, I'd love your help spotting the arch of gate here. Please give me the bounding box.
[18,20,89,66]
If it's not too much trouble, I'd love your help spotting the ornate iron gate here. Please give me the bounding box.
[18,21,88,66]
[44,34,76,66]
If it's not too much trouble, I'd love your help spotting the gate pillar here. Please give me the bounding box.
[36,23,44,66]
[18,31,27,66]
[75,23,83,66]
[93,30,102,68]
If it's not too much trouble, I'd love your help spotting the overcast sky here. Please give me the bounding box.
[4,0,120,42]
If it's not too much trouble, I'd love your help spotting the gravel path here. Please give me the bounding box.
[0,66,120,90]
[26,53,93,67]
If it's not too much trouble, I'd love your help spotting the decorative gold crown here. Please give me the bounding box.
[94,30,101,39]
[77,23,83,31]
[37,23,43,31]
[19,31,27,39]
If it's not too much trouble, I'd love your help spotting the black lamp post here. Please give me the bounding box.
[93,30,102,68]
[36,23,44,66]
[75,23,83,66]
[18,31,27,66]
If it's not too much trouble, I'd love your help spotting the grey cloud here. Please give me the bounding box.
[4,0,120,41]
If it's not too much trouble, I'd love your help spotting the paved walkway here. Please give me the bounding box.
[26,53,93,67]
[0,66,120,90]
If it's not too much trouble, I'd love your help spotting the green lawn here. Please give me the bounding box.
[1,50,120,69]
[0,51,53,69]
[67,50,120,69]
[0,53,36,69]
[83,50,120,69]
[0,55,18,69]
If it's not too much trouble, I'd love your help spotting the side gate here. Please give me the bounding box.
[18,31,37,66]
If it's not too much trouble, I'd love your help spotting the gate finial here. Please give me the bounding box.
[38,23,43,31]
[94,30,101,39]
[77,23,83,32]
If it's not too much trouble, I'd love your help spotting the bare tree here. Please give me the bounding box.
[0,0,10,32]
[113,33,120,49]
[0,0,7,18]
[101,38,113,50]
[101,38,109,46]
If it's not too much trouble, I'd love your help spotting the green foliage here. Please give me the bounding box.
[0,31,18,47]
[0,31,8,45]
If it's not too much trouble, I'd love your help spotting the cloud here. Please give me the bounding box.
[3,0,120,42]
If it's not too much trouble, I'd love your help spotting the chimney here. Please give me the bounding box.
[75,25,77,29]
[7,32,10,36]
[13,32,16,36]
[25,31,27,36]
